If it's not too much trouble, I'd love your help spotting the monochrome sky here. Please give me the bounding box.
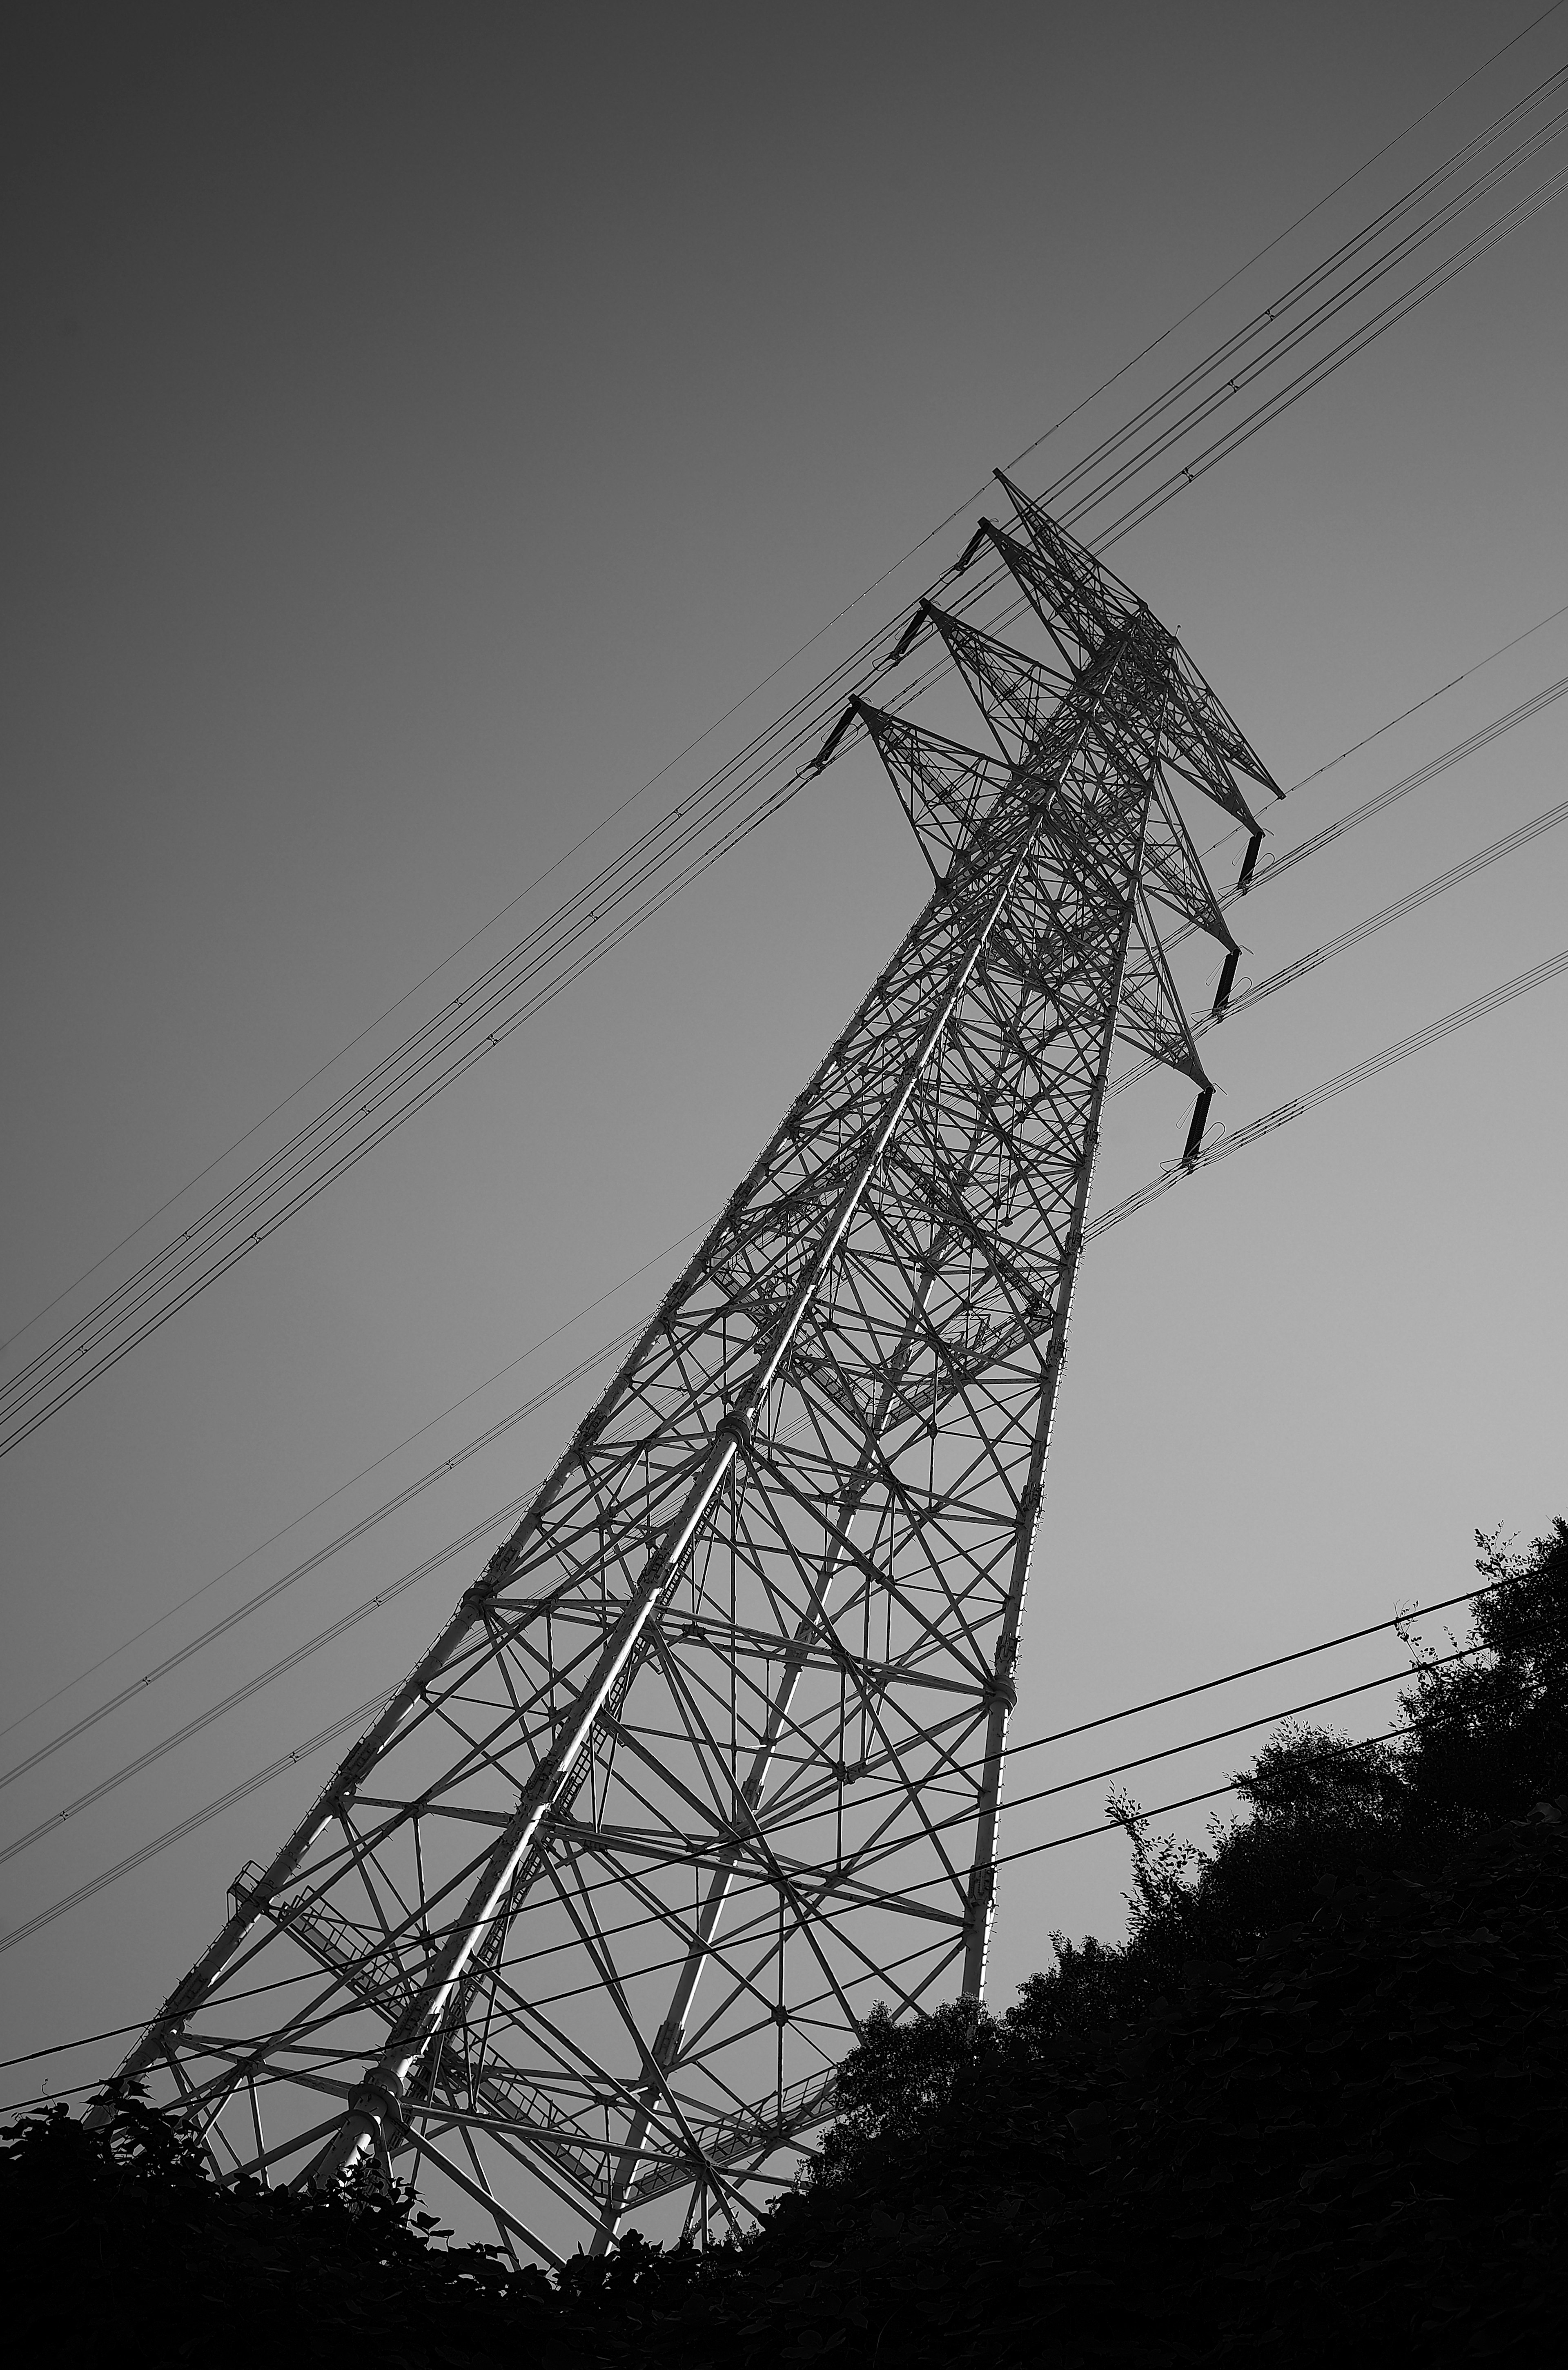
[2,0,1566,2130]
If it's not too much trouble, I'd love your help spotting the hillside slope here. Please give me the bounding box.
[6,1519,1565,2363]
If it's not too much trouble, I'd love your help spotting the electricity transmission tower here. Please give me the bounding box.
[93,479,1277,2262]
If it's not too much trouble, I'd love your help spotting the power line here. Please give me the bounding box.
[1281,599,1568,802]
[0,1964,354,2077]
[11,13,1557,1379]
[988,1723,1415,1883]
[0,1530,1482,1890]
[996,1581,1507,1761]
[369,1608,1472,2039]
[0,1230,698,1754]
[7,665,1560,1904]
[9,596,1557,1847]
[1221,789,1568,1022]
[7,67,1567,2038]
[1112,720,1568,1099]
[879,1715,1437,1920]
[0,1326,640,1805]
[0,1688,1455,2107]
[645,1645,1482,1878]
[0,1474,539,1867]
[10,600,1561,1787]
[1075,108,1568,545]
[7,887,1561,1878]
[1091,941,1568,1241]
[0,1679,398,1960]
[918,1651,1474,1855]
[1002,1,1568,496]
[0,1582,1504,2061]
[1182,597,1568,881]
[7,69,1564,1459]
[1241,674,1568,902]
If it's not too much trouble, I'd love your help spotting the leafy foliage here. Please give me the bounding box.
[1003,1516,1568,2041]
[7,1519,1567,2363]
[1402,1517,1568,1822]
[690,1801,1568,2365]
[0,2086,554,2366]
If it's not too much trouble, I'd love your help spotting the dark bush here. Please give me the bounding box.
[9,1518,1566,2365]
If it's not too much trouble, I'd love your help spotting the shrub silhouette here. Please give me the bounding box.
[7,1518,1566,2365]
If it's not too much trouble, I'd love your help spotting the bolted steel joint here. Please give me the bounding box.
[335,2068,408,2184]
[652,2014,685,2068]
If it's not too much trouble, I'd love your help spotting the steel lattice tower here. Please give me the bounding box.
[93,480,1278,2261]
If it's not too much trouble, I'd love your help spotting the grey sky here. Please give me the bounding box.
[2,0,1565,2147]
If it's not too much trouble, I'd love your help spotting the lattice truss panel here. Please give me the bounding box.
[99,483,1278,2261]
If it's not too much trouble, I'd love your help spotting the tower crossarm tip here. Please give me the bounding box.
[918,600,1076,767]
[981,485,1278,827]
[855,702,1016,882]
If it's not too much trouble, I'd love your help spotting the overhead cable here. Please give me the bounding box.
[9,740,1563,1836]
[0,1573,1497,1973]
[1112,737,1568,1098]
[1238,673,1568,904]
[990,1581,1510,1761]
[1090,941,1568,1241]
[5,13,1560,1376]
[0,1467,546,1865]
[6,74,1564,1459]
[0,1226,697,1751]
[0,1326,639,1804]
[1220,791,1568,1023]
[987,1722,1415,1883]
[0,1679,396,1960]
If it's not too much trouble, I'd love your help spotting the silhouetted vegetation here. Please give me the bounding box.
[7,1519,1566,2363]
[998,1512,1568,2046]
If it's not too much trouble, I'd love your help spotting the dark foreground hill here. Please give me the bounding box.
[6,1521,1566,2366]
